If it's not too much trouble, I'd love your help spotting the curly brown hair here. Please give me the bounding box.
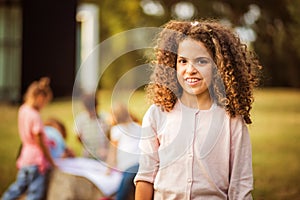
[146,19,261,124]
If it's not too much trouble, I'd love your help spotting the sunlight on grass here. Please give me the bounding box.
[250,88,300,200]
[0,88,299,198]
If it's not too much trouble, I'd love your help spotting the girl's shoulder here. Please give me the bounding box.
[143,104,167,127]
[143,103,183,129]
[146,101,181,113]
[145,104,169,118]
[19,104,39,117]
[147,104,162,113]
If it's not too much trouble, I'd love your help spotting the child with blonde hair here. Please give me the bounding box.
[135,19,261,199]
[2,77,56,200]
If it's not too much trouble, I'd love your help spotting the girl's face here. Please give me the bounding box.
[34,94,48,110]
[176,38,213,98]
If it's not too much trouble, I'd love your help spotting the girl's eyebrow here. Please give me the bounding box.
[177,55,210,60]
[195,56,211,59]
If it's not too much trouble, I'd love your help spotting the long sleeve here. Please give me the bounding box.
[228,118,253,200]
[135,102,253,199]
[134,105,160,184]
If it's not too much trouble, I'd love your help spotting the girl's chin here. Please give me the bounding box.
[183,87,209,96]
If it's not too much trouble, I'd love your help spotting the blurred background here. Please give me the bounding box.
[0,0,299,199]
[0,0,300,101]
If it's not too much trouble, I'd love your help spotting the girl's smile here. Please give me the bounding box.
[185,77,203,87]
[176,38,213,103]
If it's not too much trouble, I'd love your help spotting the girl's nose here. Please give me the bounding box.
[186,61,197,74]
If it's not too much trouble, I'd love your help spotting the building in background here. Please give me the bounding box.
[0,0,99,102]
[21,0,77,100]
[0,0,22,102]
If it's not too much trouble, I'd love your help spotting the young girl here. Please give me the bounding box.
[134,20,261,199]
[2,77,56,200]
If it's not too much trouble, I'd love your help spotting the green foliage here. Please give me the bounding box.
[78,0,300,88]
[288,0,300,58]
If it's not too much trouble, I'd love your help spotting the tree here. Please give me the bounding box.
[80,0,300,88]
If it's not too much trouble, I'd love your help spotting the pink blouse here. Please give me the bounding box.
[16,104,49,173]
[134,101,253,199]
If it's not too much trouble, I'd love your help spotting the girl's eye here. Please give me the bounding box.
[177,58,187,64]
[196,58,210,65]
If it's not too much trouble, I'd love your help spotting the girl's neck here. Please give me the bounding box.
[180,92,213,110]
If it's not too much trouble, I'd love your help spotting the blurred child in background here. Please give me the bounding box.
[44,118,75,159]
[106,103,141,200]
[2,77,56,200]
[74,93,110,161]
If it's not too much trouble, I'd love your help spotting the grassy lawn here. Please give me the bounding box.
[0,88,300,199]
[250,88,300,199]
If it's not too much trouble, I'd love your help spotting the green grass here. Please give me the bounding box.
[250,88,300,199]
[1,88,300,199]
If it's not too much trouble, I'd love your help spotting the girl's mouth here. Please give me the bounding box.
[185,78,202,85]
